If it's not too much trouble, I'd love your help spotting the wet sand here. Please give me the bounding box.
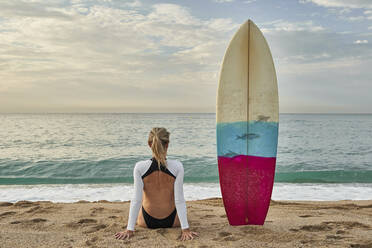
[0,198,371,247]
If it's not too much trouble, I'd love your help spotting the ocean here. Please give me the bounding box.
[0,113,371,202]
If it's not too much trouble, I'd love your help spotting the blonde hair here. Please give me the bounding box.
[148,127,170,168]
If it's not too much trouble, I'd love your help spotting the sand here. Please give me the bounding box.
[0,198,371,248]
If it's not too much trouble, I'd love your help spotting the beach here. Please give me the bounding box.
[1,198,371,248]
[1,0,372,244]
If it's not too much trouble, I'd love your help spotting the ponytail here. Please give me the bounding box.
[148,127,170,169]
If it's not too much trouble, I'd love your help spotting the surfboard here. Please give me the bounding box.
[216,20,279,225]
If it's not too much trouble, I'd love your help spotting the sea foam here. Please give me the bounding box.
[0,183,371,203]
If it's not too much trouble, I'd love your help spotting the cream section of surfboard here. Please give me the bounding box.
[216,20,278,123]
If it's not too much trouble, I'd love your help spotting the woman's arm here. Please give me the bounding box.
[115,163,143,240]
[174,161,198,240]
[174,161,189,230]
[127,163,144,231]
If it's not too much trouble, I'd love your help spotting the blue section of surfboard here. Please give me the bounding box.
[217,121,278,158]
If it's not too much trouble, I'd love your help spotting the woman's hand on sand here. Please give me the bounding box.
[114,230,134,240]
[180,228,198,241]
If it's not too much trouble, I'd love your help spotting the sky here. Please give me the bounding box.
[0,0,371,113]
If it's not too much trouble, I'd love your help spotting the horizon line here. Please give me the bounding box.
[1,112,372,115]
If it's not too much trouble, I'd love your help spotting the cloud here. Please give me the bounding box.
[148,3,200,26]
[213,0,234,3]
[125,0,142,7]
[264,23,371,66]
[0,0,238,112]
[346,16,365,21]
[257,18,372,113]
[0,1,70,19]
[300,0,372,24]
[354,39,369,44]
[261,20,325,33]
[255,15,372,113]
[277,55,372,113]
[300,0,372,9]
[364,10,372,19]
[243,0,257,3]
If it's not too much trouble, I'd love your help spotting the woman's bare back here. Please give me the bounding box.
[137,171,181,227]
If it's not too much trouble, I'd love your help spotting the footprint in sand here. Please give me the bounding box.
[10,218,47,224]
[201,215,216,219]
[216,232,240,241]
[78,218,97,224]
[155,229,167,235]
[85,236,98,246]
[295,221,370,234]
[299,215,313,218]
[218,231,231,237]
[299,224,332,232]
[223,236,239,241]
[326,235,344,240]
[14,201,36,208]
[10,221,22,224]
[28,205,61,215]
[322,221,370,230]
[0,211,16,218]
[240,226,271,235]
[350,242,372,248]
[66,218,97,228]
[25,206,41,213]
[90,207,104,216]
[84,224,107,234]
[30,218,47,223]
[300,239,316,244]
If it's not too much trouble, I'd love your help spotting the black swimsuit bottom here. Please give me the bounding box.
[142,158,177,228]
[142,207,177,228]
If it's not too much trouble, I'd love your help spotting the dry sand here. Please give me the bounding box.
[0,198,371,247]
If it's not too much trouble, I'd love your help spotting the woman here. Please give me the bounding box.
[115,127,198,241]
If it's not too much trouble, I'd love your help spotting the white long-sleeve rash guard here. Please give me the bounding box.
[126,159,189,231]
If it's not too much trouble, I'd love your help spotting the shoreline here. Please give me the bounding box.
[2,183,372,203]
[0,198,371,247]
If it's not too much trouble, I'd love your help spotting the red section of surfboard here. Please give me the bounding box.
[218,155,276,225]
